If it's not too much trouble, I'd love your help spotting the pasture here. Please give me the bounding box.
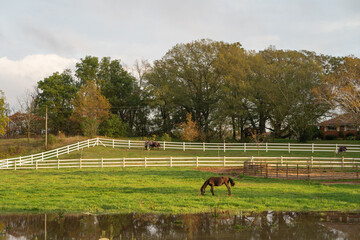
[0,167,359,214]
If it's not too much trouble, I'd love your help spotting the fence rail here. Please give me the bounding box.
[1,137,360,169]
[2,156,360,171]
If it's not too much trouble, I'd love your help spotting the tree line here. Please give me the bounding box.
[1,39,359,142]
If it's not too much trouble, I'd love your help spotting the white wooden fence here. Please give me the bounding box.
[2,156,360,170]
[1,137,360,169]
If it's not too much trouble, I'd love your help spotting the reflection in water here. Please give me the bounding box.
[0,211,359,239]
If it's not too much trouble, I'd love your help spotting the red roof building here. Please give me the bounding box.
[319,114,359,139]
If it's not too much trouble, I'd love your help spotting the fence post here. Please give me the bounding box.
[123,158,125,168]
[266,143,268,152]
[170,157,173,167]
[244,143,246,152]
[297,164,299,179]
[57,158,60,169]
[196,157,199,167]
[280,156,283,166]
[312,143,314,153]
[265,160,268,179]
[56,149,59,158]
[144,157,147,168]
[335,144,338,153]
[183,142,185,151]
[223,156,226,167]
[80,158,82,169]
[14,159,16,171]
[224,142,226,152]
[35,160,38,170]
[19,156,22,166]
[163,141,166,150]
[128,140,131,149]
[101,158,103,168]
[288,143,290,153]
[113,139,115,148]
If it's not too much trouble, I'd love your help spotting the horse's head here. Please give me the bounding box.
[229,177,235,186]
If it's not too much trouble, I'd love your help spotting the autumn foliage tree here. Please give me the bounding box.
[323,56,360,125]
[72,80,111,137]
[177,113,199,142]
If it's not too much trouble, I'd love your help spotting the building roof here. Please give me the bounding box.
[319,113,358,126]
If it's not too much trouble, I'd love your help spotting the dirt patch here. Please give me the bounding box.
[196,167,360,181]
[321,181,360,185]
[196,167,244,178]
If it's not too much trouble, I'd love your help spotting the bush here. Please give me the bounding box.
[346,132,355,137]
[325,134,337,140]
[47,134,58,146]
[338,131,344,139]
[98,114,129,138]
[160,133,172,142]
[345,132,355,140]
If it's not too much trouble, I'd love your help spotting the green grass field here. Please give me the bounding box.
[0,167,359,214]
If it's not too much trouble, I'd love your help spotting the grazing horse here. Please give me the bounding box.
[145,141,160,150]
[200,176,235,196]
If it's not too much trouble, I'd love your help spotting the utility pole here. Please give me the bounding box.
[45,105,48,150]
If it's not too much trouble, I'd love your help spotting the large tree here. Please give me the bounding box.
[75,56,147,136]
[36,69,78,135]
[147,39,225,141]
[260,48,329,141]
[322,56,360,126]
[215,42,251,140]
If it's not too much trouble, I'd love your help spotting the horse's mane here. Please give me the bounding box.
[228,177,235,186]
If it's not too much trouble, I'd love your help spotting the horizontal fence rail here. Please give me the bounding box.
[2,156,360,171]
[1,137,360,169]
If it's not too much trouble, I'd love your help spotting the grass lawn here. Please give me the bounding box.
[0,167,359,214]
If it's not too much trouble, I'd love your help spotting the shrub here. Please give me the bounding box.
[47,134,58,146]
[346,132,355,137]
[325,134,337,140]
[338,131,344,139]
[160,133,172,142]
[98,114,129,138]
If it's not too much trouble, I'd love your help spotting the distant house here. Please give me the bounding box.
[319,114,359,139]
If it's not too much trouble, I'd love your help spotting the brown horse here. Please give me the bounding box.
[200,176,235,196]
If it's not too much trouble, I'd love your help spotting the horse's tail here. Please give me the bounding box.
[228,177,235,187]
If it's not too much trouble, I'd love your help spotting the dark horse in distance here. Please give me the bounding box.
[200,176,235,196]
[145,140,160,150]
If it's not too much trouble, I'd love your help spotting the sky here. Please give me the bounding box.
[1,0,359,109]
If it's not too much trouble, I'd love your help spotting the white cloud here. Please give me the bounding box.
[0,54,77,109]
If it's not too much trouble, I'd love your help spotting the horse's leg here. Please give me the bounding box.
[210,184,215,196]
[225,182,231,196]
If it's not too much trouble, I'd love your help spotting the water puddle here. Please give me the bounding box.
[0,211,359,239]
